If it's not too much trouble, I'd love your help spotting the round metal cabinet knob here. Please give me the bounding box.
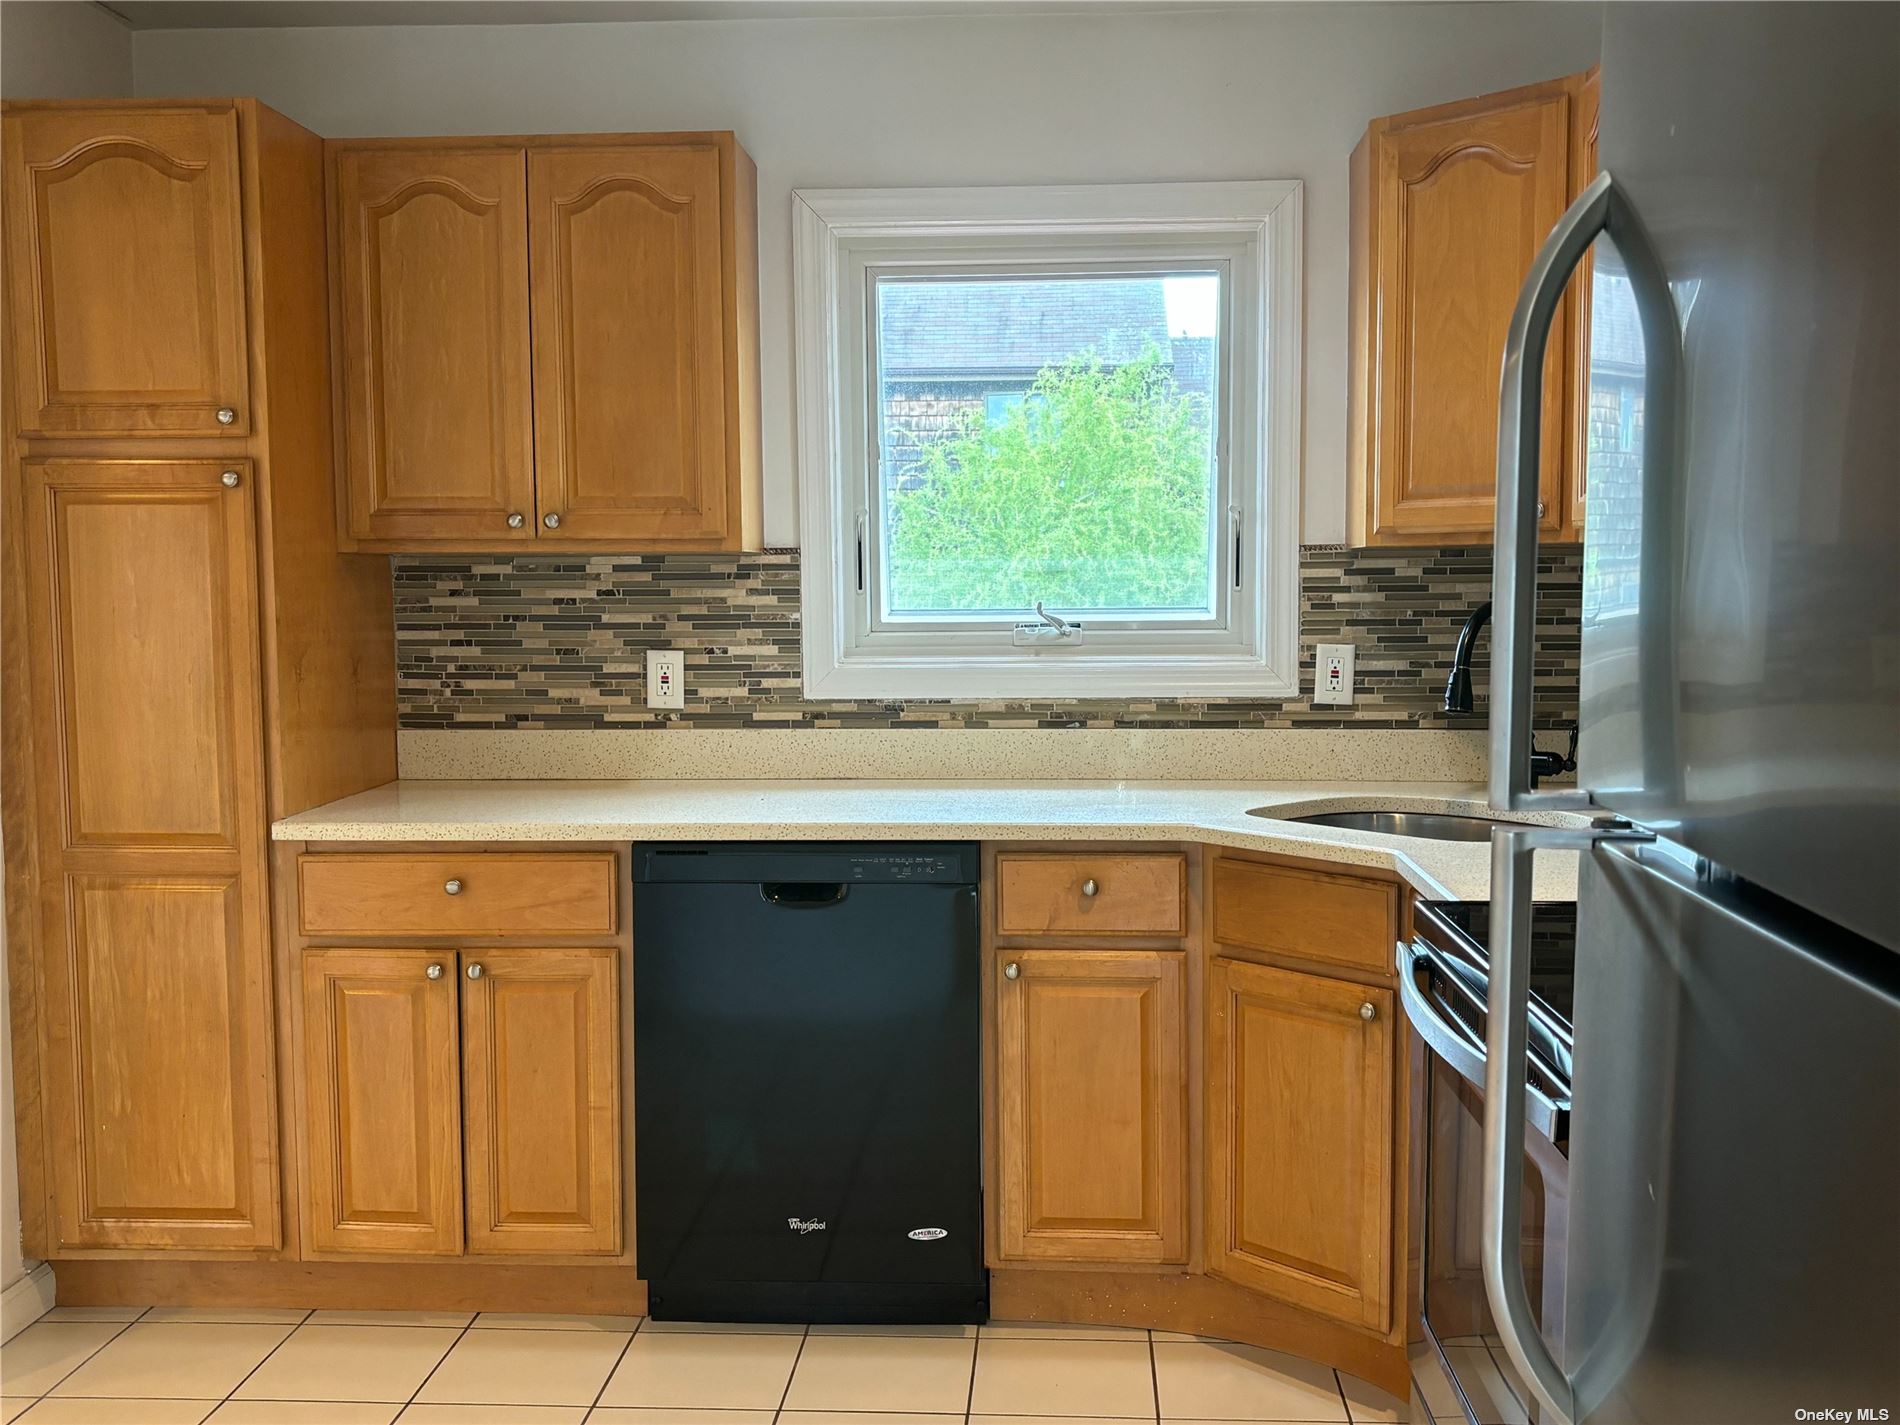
[219,470,241,488]
[426,963,445,981]
[543,512,562,530]
[1536,500,1548,519]
[216,407,237,426]
[506,512,526,529]
[466,963,485,981]
[1081,878,1099,898]
[1003,962,1021,981]
[1359,1001,1377,1021]
[443,878,463,896]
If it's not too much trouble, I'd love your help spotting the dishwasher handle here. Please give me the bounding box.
[760,882,850,908]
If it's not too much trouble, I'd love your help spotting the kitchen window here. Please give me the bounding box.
[793,182,1303,699]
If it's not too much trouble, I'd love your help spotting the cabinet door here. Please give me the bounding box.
[332,145,535,545]
[301,948,464,1255]
[1365,80,1572,542]
[1207,957,1394,1331]
[994,949,1187,1264]
[461,948,621,1255]
[3,104,250,435]
[1564,68,1602,540]
[21,459,279,1249]
[528,144,733,545]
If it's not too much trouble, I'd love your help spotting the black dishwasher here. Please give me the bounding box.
[633,842,985,1324]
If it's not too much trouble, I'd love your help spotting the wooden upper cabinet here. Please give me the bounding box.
[301,948,465,1256]
[3,103,250,436]
[21,459,279,1251]
[993,948,1188,1265]
[1349,74,1592,546]
[1207,956,1395,1332]
[329,132,760,552]
[332,145,535,545]
[461,948,621,1256]
[530,145,733,545]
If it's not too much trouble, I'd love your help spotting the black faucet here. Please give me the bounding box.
[1443,600,1491,715]
[1442,598,1577,787]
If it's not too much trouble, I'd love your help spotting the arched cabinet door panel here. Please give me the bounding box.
[3,104,250,435]
[528,144,733,546]
[1349,76,1583,544]
[332,145,536,546]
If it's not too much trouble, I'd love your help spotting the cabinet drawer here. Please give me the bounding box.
[299,852,617,936]
[996,853,1186,938]
[1210,857,1397,974]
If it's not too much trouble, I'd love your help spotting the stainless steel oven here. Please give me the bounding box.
[1403,900,1574,1425]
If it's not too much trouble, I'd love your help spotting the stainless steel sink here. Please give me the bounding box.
[1248,809,1505,841]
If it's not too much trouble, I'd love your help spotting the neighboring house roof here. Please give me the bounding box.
[879,277,1171,376]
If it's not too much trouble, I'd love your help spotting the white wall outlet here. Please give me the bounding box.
[645,648,686,710]
[1313,642,1355,706]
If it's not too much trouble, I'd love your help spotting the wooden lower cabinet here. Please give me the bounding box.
[299,945,621,1258]
[1206,956,1395,1332]
[461,948,620,1256]
[993,948,1188,1264]
[301,949,465,1255]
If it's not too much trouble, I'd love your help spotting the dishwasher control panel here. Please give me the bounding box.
[633,841,979,886]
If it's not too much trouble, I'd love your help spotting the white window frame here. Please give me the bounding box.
[793,181,1303,699]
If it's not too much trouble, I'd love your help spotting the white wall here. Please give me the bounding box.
[133,3,1602,545]
[1,0,133,98]
[0,0,133,1307]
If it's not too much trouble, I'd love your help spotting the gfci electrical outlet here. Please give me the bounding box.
[1314,643,1355,706]
[645,648,686,710]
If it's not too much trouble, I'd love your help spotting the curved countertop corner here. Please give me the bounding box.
[271,779,1591,903]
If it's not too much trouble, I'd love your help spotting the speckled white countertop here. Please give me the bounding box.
[273,780,1588,903]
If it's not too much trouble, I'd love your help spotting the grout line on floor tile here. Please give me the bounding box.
[768,1324,812,1425]
[17,1315,141,1399]
[400,1316,477,1412]
[582,1320,641,1419]
[216,1310,313,1404]
[963,1318,980,1422]
[1330,1367,1354,1423]
[1147,1324,1162,1424]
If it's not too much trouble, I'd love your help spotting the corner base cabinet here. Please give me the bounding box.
[1206,955,1395,1333]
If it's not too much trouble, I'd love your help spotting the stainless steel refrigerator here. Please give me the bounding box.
[1481,5,1900,1422]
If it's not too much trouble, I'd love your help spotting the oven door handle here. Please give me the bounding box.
[1395,937,1488,1089]
[1399,936,1569,1142]
[1485,823,1652,1425]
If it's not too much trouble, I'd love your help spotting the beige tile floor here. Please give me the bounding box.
[0,1311,1458,1425]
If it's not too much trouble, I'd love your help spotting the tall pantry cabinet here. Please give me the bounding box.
[2,99,396,1255]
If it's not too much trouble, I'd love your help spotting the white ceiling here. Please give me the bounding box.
[101,0,1236,30]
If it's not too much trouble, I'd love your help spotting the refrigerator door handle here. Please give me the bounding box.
[1483,822,1653,1425]
[1491,170,1681,813]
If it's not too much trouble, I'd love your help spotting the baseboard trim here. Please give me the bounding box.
[49,1259,648,1316]
[2,1261,56,1342]
[990,1266,1409,1398]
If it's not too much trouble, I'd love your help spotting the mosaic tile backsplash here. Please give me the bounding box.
[394,546,1583,732]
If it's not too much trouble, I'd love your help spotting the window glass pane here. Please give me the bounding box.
[875,271,1221,618]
